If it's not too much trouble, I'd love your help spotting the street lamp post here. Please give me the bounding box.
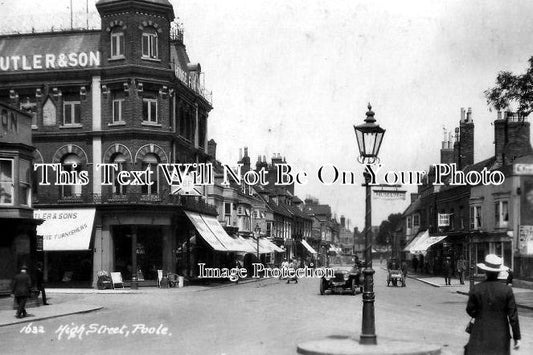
[254,224,261,262]
[353,103,385,345]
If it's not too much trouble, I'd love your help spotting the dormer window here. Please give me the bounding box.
[142,28,158,59]
[111,28,125,59]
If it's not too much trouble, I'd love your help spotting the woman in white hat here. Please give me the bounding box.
[465,254,521,355]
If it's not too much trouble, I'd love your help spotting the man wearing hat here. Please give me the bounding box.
[465,254,521,354]
[11,265,32,318]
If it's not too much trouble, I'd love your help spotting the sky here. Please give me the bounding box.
[2,0,533,230]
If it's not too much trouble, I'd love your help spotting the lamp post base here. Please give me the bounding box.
[297,336,441,355]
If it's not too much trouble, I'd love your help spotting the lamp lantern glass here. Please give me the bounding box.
[353,104,385,163]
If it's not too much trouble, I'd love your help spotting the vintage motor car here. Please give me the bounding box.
[319,261,364,295]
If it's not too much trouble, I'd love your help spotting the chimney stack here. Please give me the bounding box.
[459,107,474,168]
[494,113,532,166]
[440,127,454,164]
[207,139,217,159]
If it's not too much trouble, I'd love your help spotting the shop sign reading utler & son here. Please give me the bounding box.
[0,51,101,71]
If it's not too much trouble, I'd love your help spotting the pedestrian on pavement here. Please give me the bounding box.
[465,254,521,355]
[11,265,32,318]
[35,262,49,305]
[456,255,467,285]
[412,256,418,273]
[443,257,453,285]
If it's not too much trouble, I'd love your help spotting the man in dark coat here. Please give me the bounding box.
[35,262,49,305]
[443,257,453,285]
[11,265,32,318]
[466,254,521,355]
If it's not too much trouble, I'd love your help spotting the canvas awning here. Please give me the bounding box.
[236,236,284,254]
[405,230,447,254]
[403,230,428,253]
[184,211,249,252]
[411,235,447,253]
[34,209,95,251]
[301,239,318,254]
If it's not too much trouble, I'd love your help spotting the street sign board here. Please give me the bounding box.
[373,189,406,200]
[514,163,533,175]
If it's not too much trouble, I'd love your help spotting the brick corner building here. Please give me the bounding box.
[0,0,217,287]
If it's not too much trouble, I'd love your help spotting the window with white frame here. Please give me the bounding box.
[63,100,81,125]
[470,205,482,230]
[0,159,14,205]
[237,206,244,215]
[19,159,31,206]
[495,200,509,228]
[141,153,159,195]
[61,154,82,197]
[142,28,158,59]
[110,29,125,58]
[406,216,412,229]
[142,97,158,123]
[438,213,450,227]
[112,98,124,123]
[413,214,420,228]
[111,153,127,195]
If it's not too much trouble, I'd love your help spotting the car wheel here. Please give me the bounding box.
[392,279,397,287]
[320,279,325,295]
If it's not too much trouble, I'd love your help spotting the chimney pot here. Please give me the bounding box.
[461,108,465,122]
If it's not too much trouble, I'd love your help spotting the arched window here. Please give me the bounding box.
[141,153,159,195]
[142,28,158,59]
[61,154,82,197]
[111,27,125,59]
[112,153,127,195]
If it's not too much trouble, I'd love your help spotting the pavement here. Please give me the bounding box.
[406,272,533,310]
[0,277,265,328]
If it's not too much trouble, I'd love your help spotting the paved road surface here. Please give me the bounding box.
[1,266,531,355]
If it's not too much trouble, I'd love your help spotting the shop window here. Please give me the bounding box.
[141,153,159,195]
[63,100,81,125]
[142,97,158,123]
[470,205,482,230]
[110,28,125,59]
[142,28,158,59]
[494,200,509,228]
[0,158,14,205]
[61,154,82,197]
[19,159,31,206]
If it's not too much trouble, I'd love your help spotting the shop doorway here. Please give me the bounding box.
[113,226,163,281]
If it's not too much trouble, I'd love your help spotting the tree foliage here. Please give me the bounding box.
[375,213,403,246]
[485,56,533,117]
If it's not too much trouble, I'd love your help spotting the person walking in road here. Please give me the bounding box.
[465,254,521,355]
[35,262,49,305]
[11,265,32,318]
[443,256,453,285]
[456,255,467,285]
[400,259,408,287]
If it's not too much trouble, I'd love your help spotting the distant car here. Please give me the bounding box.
[320,263,364,295]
